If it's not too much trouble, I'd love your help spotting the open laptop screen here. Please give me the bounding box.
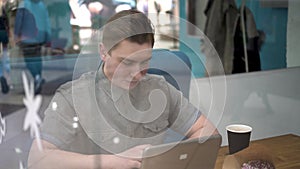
[141,134,222,169]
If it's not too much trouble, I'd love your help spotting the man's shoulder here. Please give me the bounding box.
[143,73,166,82]
[57,71,96,95]
[140,74,170,89]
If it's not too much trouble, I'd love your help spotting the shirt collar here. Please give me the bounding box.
[96,63,127,102]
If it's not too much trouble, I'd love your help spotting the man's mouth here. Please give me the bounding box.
[129,80,138,84]
[128,80,139,87]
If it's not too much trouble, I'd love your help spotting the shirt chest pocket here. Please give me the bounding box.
[88,130,128,153]
[143,119,169,137]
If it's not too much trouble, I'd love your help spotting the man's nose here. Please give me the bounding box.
[130,64,145,79]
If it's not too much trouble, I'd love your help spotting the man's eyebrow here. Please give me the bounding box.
[142,57,152,62]
[120,56,152,63]
[120,57,135,62]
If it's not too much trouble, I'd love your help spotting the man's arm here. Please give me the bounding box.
[28,139,146,169]
[185,114,219,139]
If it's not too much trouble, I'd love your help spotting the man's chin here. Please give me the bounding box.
[129,81,139,89]
[115,81,139,90]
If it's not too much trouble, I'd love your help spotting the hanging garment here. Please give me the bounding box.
[203,0,239,75]
[232,6,261,73]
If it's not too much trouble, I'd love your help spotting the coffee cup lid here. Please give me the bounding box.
[226,124,252,133]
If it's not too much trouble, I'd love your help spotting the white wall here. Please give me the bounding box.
[190,67,300,145]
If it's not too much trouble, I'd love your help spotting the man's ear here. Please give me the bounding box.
[99,43,107,61]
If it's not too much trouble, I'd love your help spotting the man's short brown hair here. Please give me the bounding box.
[102,9,155,53]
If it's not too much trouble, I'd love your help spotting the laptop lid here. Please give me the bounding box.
[141,134,222,169]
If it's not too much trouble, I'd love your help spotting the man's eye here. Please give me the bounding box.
[141,61,149,66]
[122,60,133,65]
[141,60,150,64]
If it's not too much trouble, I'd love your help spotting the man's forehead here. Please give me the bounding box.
[113,48,152,60]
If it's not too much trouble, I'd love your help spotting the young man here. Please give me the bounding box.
[28,10,218,169]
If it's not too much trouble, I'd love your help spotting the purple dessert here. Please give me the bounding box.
[242,160,275,169]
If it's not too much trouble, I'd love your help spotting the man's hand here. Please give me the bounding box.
[187,114,219,139]
[101,144,151,169]
[118,144,151,161]
[102,154,141,169]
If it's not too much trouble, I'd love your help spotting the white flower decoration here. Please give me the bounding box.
[0,112,6,144]
[22,72,43,151]
[19,161,26,169]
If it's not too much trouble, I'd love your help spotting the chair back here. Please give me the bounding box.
[148,49,192,99]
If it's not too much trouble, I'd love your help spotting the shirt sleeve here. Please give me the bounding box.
[166,82,201,135]
[40,90,77,149]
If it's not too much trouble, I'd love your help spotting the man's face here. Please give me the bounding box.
[102,40,152,90]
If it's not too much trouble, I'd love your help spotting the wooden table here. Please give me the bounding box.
[215,134,300,169]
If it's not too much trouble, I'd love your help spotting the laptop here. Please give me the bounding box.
[141,134,222,169]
